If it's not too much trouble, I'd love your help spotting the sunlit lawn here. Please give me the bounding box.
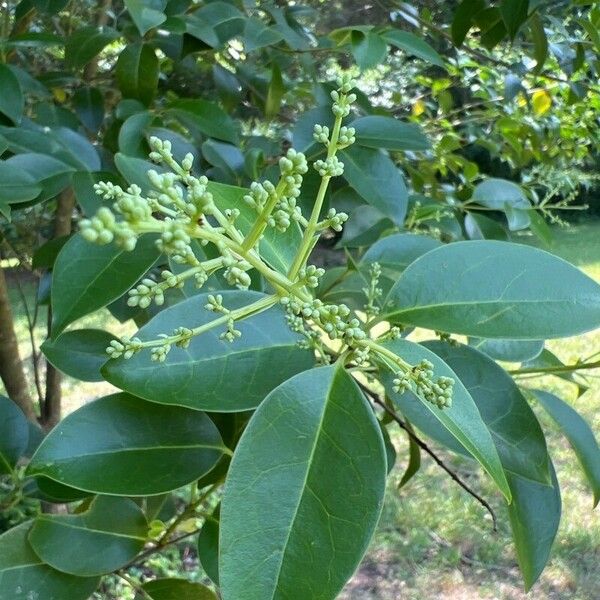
[3,221,599,599]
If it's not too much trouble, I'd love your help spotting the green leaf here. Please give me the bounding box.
[534,390,600,507]
[169,99,238,144]
[28,393,224,495]
[0,395,29,474]
[500,0,529,40]
[72,86,104,132]
[380,339,511,500]
[382,30,445,67]
[42,329,117,382]
[0,64,24,123]
[65,26,120,69]
[0,522,99,600]
[125,0,167,35]
[383,241,600,339]
[506,464,560,590]
[451,0,486,46]
[398,425,421,489]
[28,477,91,503]
[197,505,220,585]
[339,145,408,225]
[464,213,509,240]
[140,578,218,600]
[265,63,284,118]
[31,0,69,13]
[0,161,42,206]
[116,43,159,106]
[351,115,430,151]
[529,13,548,71]
[220,364,387,600]
[472,178,531,231]
[104,291,314,412]
[28,496,148,576]
[242,18,284,52]
[351,30,388,70]
[468,338,544,362]
[522,349,589,397]
[51,234,159,336]
[423,341,550,484]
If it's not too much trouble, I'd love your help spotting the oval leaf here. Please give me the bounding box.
[0,64,24,123]
[29,496,148,576]
[104,291,313,411]
[140,578,218,600]
[468,338,544,362]
[28,393,224,495]
[220,364,387,600]
[351,115,430,151]
[383,241,600,339]
[116,43,159,106]
[0,395,29,474]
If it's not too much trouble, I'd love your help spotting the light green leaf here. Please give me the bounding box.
[28,496,148,576]
[140,578,218,600]
[0,522,99,600]
[339,145,408,225]
[169,99,238,144]
[382,29,445,67]
[42,329,117,382]
[472,178,531,231]
[423,341,550,484]
[383,241,600,339]
[351,115,431,151]
[534,390,600,507]
[380,339,511,500]
[65,26,120,69]
[125,0,167,35]
[28,393,224,495]
[468,338,544,362]
[351,30,388,70]
[0,64,24,123]
[220,364,386,600]
[0,161,42,206]
[116,43,159,106]
[266,63,284,118]
[104,291,313,412]
[51,234,160,336]
[0,395,29,475]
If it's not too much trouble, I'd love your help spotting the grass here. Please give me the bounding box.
[2,222,599,599]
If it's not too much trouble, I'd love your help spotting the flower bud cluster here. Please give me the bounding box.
[106,336,143,360]
[268,197,303,232]
[363,262,383,317]
[318,207,348,232]
[392,359,455,409]
[313,124,329,145]
[314,156,344,178]
[337,126,356,148]
[80,205,138,251]
[298,265,325,288]
[222,256,252,289]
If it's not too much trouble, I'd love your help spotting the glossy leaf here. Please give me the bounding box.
[0,64,24,123]
[197,505,220,585]
[383,241,600,339]
[65,26,120,69]
[220,364,387,600]
[500,0,529,40]
[472,178,531,231]
[351,31,388,70]
[0,395,29,474]
[351,115,430,151]
[339,146,408,225]
[29,496,148,576]
[468,338,544,362]
[140,578,218,600]
[73,87,104,132]
[424,341,550,484]
[125,0,167,35]
[0,523,99,600]
[51,233,160,336]
[170,99,238,144]
[116,43,159,106]
[42,329,117,382]
[382,30,445,67]
[28,393,224,495]
[534,390,600,506]
[104,291,313,411]
[452,0,486,46]
[381,339,511,499]
[0,161,42,207]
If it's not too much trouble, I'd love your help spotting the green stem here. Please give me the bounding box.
[510,359,600,376]
[242,179,286,251]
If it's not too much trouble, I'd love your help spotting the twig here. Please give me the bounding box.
[356,379,498,531]
[510,359,600,376]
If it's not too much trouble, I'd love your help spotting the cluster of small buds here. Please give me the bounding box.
[106,336,143,359]
[151,340,171,362]
[393,359,455,409]
[313,124,329,144]
[314,156,344,178]
[243,180,275,212]
[298,265,325,288]
[388,326,404,340]
[268,197,303,232]
[319,207,348,232]
[222,257,252,290]
[351,344,371,366]
[363,262,383,316]
[337,126,356,148]
[221,318,241,342]
[205,294,228,313]
[80,206,138,251]
[128,277,165,309]
[173,327,194,349]
[148,137,174,163]
[435,331,459,346]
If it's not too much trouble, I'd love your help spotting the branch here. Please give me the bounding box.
[356,379,498,532]
[510,359,600,376]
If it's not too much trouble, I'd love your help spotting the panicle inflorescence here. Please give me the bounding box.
[392,359,455,409]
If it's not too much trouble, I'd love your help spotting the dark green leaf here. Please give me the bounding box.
[452,0,486,46]
[351,31,388,70]
[472,178,531,231]
[220,364,387,600]
[534,390,600,506]
[28,393,224,495]
[29,496,148,576]
[0,161,42,206]
[140,578,218,600]
[197,505,220,585]
[0,522,99,600]
[464,213,508,240]
[381,339,511,499]
[51,233,160,336]
[529,13,548,72]
[116,43,159,106]
[65,26,120,69]
[398,424,421,489]
[382,29,445,67]
[72,87,104,132]
[339,145,408,225]
[242,17,284,52]
[0,395,29,474]
[125,0,167,35]
[0,64,24,123]
[351,115,430,151]
[468,338,544,362]
[500,0,530,40]
[170,99,238,144]
[383,241,600,339]
[104,291,313,412]
[42,329,116,382]
[265,63,284,118]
